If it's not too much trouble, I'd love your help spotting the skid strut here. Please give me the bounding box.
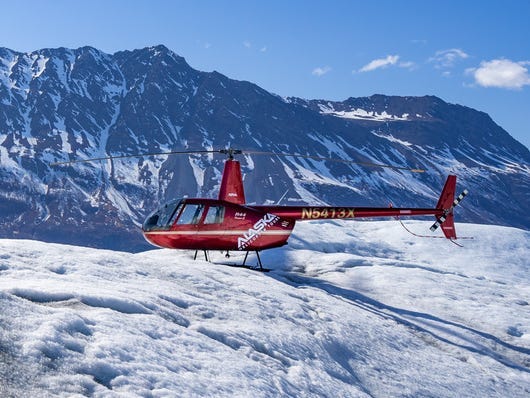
[193,250,210,262]
[243,251,264,271]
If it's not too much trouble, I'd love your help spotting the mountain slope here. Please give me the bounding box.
[0,221,529,397]
[0,45,529,250]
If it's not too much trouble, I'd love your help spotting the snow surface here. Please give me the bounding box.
[0,220,529,397]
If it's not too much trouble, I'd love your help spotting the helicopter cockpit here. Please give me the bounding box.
[143,199,181,231]
[142,199,225,231]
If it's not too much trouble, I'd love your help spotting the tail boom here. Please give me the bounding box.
[254,175,467,241]
[250,206,441,221]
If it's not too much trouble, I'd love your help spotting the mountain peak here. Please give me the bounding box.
[147,44,171,54]
[112,45,190,71]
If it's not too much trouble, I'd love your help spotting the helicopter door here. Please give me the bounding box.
[203,205,225,224]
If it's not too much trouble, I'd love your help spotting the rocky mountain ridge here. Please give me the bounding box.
[0,45,529,250]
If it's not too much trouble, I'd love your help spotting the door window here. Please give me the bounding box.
[176,204,205,225]
[204,206,225,224]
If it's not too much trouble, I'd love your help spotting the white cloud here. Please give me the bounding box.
[398,61,416,70]
[468,59,530,89]
[359,55,399,72]
[260,46,267,53]
[429,48,469,69]
[312,66,332,77]
[243,40,251,48]
[196,40,212,49]
[357,55,415,73]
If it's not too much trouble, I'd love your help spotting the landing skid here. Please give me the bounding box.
[223,262,271,273]
[192,250,270,272]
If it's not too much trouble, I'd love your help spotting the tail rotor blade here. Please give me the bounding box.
[430,189,469,232]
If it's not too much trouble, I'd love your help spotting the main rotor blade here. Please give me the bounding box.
[244,150,426,173]
[50,146,426,173]
[50,149,218,166]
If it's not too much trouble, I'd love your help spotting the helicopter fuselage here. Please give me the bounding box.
[142,198,296,251]
[142,198,444,252]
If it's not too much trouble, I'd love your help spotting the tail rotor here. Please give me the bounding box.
[429,175,469,239]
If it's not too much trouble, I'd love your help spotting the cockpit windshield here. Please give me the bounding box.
[142,199,183,231]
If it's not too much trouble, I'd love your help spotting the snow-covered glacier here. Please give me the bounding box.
[0,220,528,397]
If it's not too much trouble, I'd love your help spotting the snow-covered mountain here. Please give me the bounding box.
[0,45,529,250]
[0,220,529,397]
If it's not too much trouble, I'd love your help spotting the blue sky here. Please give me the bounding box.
[1,0,529,148]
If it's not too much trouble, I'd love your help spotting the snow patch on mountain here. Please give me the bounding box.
[371,131,413,146]
[189,156,205,189]
[31,54,49,79]
[318,102,411,121]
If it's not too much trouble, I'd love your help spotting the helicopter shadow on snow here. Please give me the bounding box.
[270,221,479,279]
[262,249,530,374]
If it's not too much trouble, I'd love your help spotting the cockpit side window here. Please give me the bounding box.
[176,204,205,225]
[156,200,180,228]
[157,201,179,227]
[167,203,184,226]
[203,206,225,224]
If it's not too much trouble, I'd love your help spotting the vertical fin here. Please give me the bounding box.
[436,175,456,210]
[432,175,457,239]
[218,159,246,204]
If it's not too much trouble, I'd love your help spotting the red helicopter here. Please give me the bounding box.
[55,148,468,270]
